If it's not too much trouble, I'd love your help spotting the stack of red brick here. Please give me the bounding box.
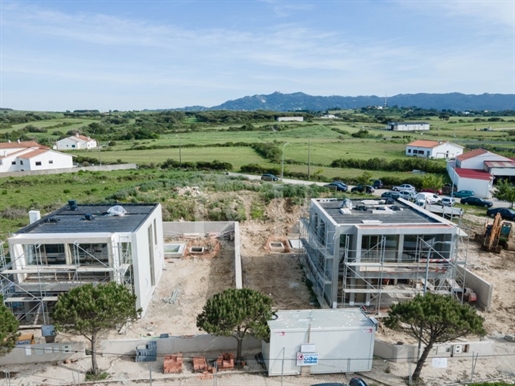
[163,352,183,374]
[216,353,235,371]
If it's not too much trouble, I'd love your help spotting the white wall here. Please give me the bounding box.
[432,143,463,159]
[23,151,73,171]
[456,177,491,198]
[458,152,509,169]
[132,204,164,316]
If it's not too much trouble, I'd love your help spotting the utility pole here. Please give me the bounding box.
[281,142,289,180]
[177,135,182,167]
[307,140,311,180]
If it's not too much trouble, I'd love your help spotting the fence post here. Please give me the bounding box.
[281,347,285,386]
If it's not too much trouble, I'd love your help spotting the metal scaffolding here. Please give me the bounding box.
[0,239,134,327]
[300,215,469,315]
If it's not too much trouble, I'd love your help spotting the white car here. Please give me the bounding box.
[392,184,416,193]
[415,192,440,204]
[440,197,456,206]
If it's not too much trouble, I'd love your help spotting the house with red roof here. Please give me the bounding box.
[447,148,514,198]
[55,133,97,150]
[405,140,463,159]
[0,141,73,173]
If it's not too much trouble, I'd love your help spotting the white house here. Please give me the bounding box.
[406,140,464,159]
[55,133,97,150]
[446,148,515,198]
[0,141,73,173]
[388,121,430,131]
[2,202,164,326]
[277,116,304,122]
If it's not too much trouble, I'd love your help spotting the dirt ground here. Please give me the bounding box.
[3,199,515,385]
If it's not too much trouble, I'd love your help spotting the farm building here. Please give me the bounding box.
[0,141,73,173]
[277,117,304,122]
[55,133,98,150]
[405,140,463,159]
[300,197,466,313]
[0,202,164,326]
[263,309,377,376]
[446,148,515,197]
[388,121,430,131]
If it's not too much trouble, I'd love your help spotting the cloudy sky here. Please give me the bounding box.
[1,0,514,111]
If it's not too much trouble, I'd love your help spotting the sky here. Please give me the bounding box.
[1,0,515,111]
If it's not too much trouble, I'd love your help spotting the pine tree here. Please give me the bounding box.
[52,283,141,376]
[384,293,485,381]
[197,288,273,365]
[0,295,19,357]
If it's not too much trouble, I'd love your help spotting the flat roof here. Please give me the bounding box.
[268,309,374,330]
[15,203,159,234]
[316,198,443,225]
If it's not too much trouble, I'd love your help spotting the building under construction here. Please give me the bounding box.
[0,201,164,327]
[301,197,467,313]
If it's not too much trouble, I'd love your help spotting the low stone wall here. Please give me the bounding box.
[0,164,137,178]
[457,265,494,311]
[100,334,261,357]
[374,339,494,363]
[0,342,85,366]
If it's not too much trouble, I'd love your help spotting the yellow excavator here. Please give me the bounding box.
[474,213,513,253]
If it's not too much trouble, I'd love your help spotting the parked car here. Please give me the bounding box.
[486,207,515,220]
[415,192,440,204]
[349,377,369,386]
[399,190,416,200]
[261,173,278,181]
[441,197,457,206]
[452,190,474,198]
[351,185,375,194]
[460,197,493,208]
[381,190,400,199]
[370,179,383,189]
[420,187,443,195]
[325,182,348,192]
[392,184,416,193]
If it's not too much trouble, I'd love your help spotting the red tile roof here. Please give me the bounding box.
[456,148,488,161]
[0,141,47,149]
[18,149,49,159]
[406,140,440,148]
[455,167,493,181]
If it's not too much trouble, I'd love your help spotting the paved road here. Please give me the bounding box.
[227,172,511,209]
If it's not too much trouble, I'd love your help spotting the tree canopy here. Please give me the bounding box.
[0,295,19,357]
[196,288,273,364]
[493,179,515,208]
[384,293,485,381]
[52,283,141,375]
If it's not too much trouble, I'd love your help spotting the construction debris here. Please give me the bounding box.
[215,353,235,371]
[163,353,183,374]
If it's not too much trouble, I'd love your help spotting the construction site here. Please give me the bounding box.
[300,197,487,313]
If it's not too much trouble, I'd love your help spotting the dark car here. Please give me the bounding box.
[486,207,515,220]
[349,377,368,386]
[261,173,278,181]
[460,197,493,208]
[381,190,400,199]
[351,185,375,194]
[325,181,348,192]
[370,179,383,189]
[452,190,475,198]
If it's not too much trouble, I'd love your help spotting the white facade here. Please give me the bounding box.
[406,141,463,159]
[277,117,304,122]
[456,150,510,169]
[446,161,493,199]
[55,134,97,150]
[0,141,73,173]
[263,309,376,376]
[3,203,164,325]
[389,121,430,131]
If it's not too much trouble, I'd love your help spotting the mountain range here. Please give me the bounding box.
[178,92,515,112]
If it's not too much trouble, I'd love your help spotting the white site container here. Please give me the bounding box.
[262,309,377,376]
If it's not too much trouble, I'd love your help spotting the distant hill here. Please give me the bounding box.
[179,92,515,112]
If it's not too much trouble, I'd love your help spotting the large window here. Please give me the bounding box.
[75,243,109,265]
[24,244,66,265]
